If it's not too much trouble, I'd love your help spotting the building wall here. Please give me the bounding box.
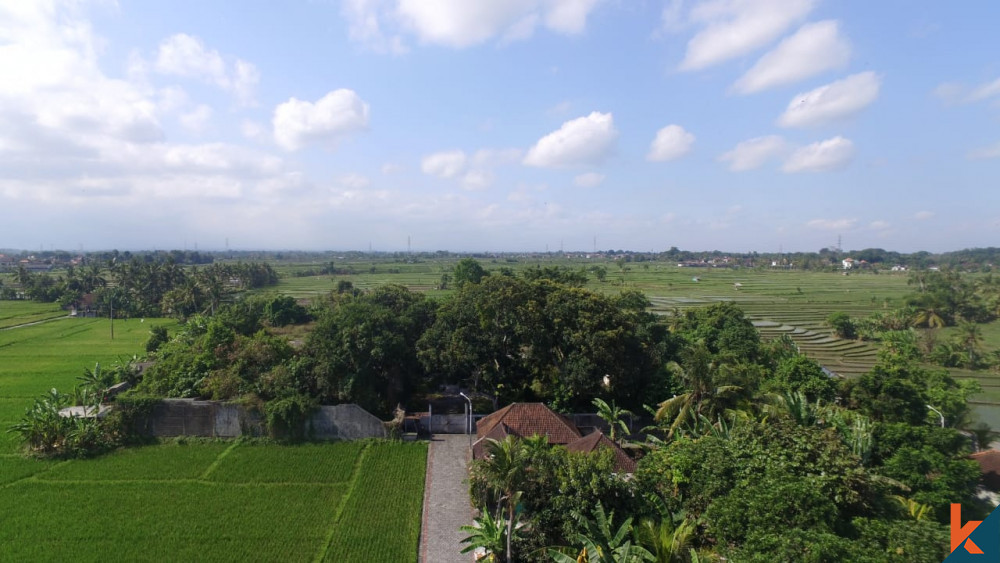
[143,399,385,440]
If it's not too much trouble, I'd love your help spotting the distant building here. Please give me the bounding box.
[842,258,854,270]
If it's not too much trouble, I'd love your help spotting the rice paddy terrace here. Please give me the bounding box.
[641,268,892,378]
[632,265,1000,426]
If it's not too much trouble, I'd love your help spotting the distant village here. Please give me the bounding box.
[0,253,81,273]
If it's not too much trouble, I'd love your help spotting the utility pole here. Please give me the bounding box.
[460,392,473,449]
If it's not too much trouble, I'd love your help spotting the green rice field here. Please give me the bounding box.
[0,313,427,562]
[0,440,427,561]
[0,301,66,329]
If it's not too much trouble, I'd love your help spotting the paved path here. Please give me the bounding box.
[420,434,473,563]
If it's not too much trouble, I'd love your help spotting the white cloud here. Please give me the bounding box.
[421,150,467,178]
[232,60,260,107]
[914,211,934,220]
[544,0,602,34]
[341,0,408,54]
[345,0,603,50]
[732,20,851,94]
[180,104,213,132]
[472,148,524,167]
[869,220,890,230]
[154,34,259,105]
[717,135,786,171]
[968,77,1000,102]
[335,173,372,189]
[782,136,855,172]
[421,148,521,189]
[647,124,694,162]
[676,0,816,71]
[932,82,964,105]
[524,111,618,168]
[777,72,881,128]
[460,170,493,190]
[0,2,165,156]
[807,218,857,230]
[968,141,1000,160]
[573,172,605,187]
[272,89,369,151]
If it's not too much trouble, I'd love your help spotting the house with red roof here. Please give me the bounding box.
[472,402,636,473]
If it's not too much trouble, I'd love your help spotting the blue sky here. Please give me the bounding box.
[1,1,998,253]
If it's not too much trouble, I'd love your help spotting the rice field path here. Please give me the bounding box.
[0,315,70,331]
[420,434,473,563]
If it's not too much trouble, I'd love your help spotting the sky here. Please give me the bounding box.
[1,0,999,253]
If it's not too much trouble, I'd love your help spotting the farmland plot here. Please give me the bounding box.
[0,440,427,561]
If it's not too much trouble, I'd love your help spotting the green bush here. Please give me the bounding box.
[145,325,169,354]
[827,312,856,339]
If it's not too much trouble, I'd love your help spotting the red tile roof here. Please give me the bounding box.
[972,450,1000,491]
[475,403,581,444]
[565,431,637,473]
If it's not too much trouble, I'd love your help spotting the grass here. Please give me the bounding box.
[0,457,57,486]
[322,441,428,562]
[0,317,174,402]
[37,441,231,482]
[0,301,65,329]
[0,480,345,561]
[207,441,364,484]
[0,440,427,561]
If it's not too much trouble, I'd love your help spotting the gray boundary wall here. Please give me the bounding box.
[145,399,386,440]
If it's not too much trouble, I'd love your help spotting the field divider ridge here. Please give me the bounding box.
[0,459,72,490]
[198,439,241,480]
[312,441,371,563]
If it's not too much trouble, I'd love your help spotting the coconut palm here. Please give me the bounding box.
[912,307,946,329]
[479,436,528,562]
[956,321,984,369]
[655,346,741,439]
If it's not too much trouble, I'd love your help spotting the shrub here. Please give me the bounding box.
[264,394,317,442]
[145,325,169,353]
[827,312,856,339]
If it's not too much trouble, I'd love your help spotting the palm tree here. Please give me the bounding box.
[956,321,984,369]
[593,397,633,443]
[654,346,741,438]
[479,436,528,562]
[912,308,945,329]
[15,264,31,287]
